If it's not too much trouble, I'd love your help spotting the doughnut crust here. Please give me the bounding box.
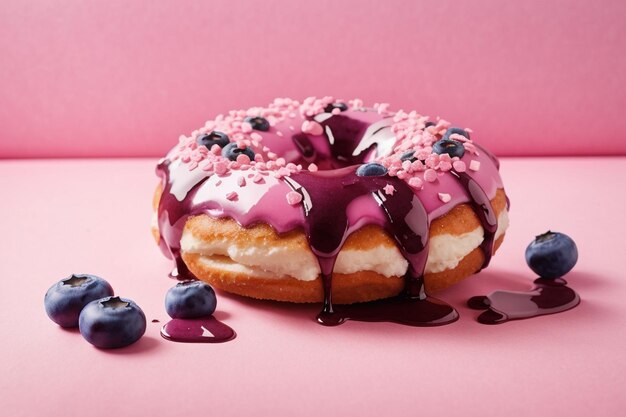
[154,187,508,304]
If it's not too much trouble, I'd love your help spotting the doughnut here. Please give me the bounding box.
[153,97,509,324]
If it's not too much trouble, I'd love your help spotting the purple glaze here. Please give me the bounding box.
[467,278,580,324]
[451,170,498,269]
[160,316,236,343]
[286,167,459,326]
[155,106,505,327]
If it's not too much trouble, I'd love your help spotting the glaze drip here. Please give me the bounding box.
[156,159,207,281]
[287,168,459,326]
[451,170,498,269]
[468,278,580,324]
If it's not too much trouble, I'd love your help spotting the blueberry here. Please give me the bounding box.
[79,296,146,349]
[165,280,217,319]
[432,139,465,158]
[196,131,230,149]
[244,116,270,132]
[356,163,388,177]
[222,142,255,161]
[400,151,417,163]
[324,102,348,113]
[44,274,114,328]
[442,127,470,141]
[525,231,578,279]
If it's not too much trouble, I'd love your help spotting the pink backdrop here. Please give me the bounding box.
[1,0,625,158]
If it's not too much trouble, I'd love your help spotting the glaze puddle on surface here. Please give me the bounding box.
[317,277,458,326]
[467,277,580,324]
[160,316,236,343]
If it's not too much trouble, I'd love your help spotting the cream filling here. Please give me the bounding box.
[181,209,509,281]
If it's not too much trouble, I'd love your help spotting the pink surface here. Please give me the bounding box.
[2,1,626,159]
[0,157,625,416]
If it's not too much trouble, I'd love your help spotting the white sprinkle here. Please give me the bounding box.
[469,160,481,171]
[438,193,452,203]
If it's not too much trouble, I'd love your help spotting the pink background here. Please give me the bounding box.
[2,2,626,416]
[1,0,626,159]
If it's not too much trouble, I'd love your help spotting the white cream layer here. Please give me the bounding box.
[181,209,508,281]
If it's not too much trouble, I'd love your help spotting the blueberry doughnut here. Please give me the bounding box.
[153,97,509,307]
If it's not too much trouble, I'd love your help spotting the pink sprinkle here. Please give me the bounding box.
[383,184,396,195]
[241,122,252,133]
[408,177,423,189]
[377,103,390,114]
[469,160,481,171]
[276,131,284,137]
[397,170,408,179]
[331,108,341,115]
[267,152,277,160]
[438,161,452,171]
[350,98,364,109]
[450,133,469,142]
[438,193,452,203]
[236,141,246,149]
[274,167,291,178]
[250,132,263,141]
[276,157,286,167]
[236,154,251,165]
[453,160,466,172]
[308,163,318,172]
[215,180,222,186]
[286,191,303,205]
[237,176,246,187]
[200,161,214,172]
[424,169,438,182]
[226,192,238,201]
[301,120,324,136]
[411,160,426,171]
[211,144,222,155]
[464,143,478,155]
[253,173,265,184]
[214,161,228,175]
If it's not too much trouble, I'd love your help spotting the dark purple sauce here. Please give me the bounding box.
[468,278,580,324]
[451,170,498,269]
[287,167,459,327]
[156,161,208,281]
[320,114,372,164]
[317,277,459,326]
[160,316,236,343]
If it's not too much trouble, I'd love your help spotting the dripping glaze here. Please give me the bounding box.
[155,98,506,327]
